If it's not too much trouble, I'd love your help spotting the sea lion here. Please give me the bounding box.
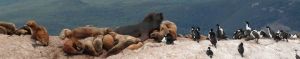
[63,38,84,55]
[103,34,141,57]
[0,22,17,35]
[150,20,177,42]
[0,26,7,34]
[26,20,49,46]
[72,27,112,39]
[126,42,143,50]
[114,12,164,41]
[79,35,104,56]
[59,28,72,40]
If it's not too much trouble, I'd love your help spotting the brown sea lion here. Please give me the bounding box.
[150,20,177,42]
[63,38,84,55]
[73,27,112,39]
[26,20,49,46]
[103,34,141,57]
[59,28,72,40]
[79,35,104,56]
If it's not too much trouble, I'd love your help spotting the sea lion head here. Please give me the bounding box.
[26,20,38,28]
[143,12,164,29]
[59,29,72,40]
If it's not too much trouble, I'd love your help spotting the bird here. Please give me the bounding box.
[165,33,175,44]
[279,30,290,42]
[233,29,244,39]
[274,32,282,42]
[244,21,252,38]
[191,27,201,43]
[266,26,276,38]
[216,24,227,40]
[290,34,298,39]
[191,27,196,39]
[250,30,260,43]
[259,31,270,38]
[238,42,244,57]
[196,27,201,42]
[245,21,252,30]
[208,29,217,48]
[161,35,167,43]
[206,47,214,58]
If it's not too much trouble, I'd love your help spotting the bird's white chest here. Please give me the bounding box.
[291,34,298,39]
[246,25,251,30]
[161,37,167,43]
[220,28,224,34]
[268,29,272,38]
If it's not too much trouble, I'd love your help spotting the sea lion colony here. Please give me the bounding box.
[0,12,299,58]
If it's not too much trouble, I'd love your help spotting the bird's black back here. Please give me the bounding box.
[274,33,282,42]
[206,47,213,58]
[191,27,200,41]
[260,31,270,38]
[238,43,244,57]
[233,29,245,39]
[252,31,260,39]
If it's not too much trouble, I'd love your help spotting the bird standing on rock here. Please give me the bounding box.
[216,24,227,40]
[266,26,276,38]
[250,30,260,43]
[164,33,175,45]
[279,30,289,42]
[238,42,244,57]
[206,47,213,58]
[233,29,244,39]
[208,29,217,48]
[244,21,252,38]
[191,27,200,43]
[245,21,252,31]
[274,32,282,42]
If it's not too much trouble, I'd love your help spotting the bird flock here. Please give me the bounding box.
[190,21,300,58]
